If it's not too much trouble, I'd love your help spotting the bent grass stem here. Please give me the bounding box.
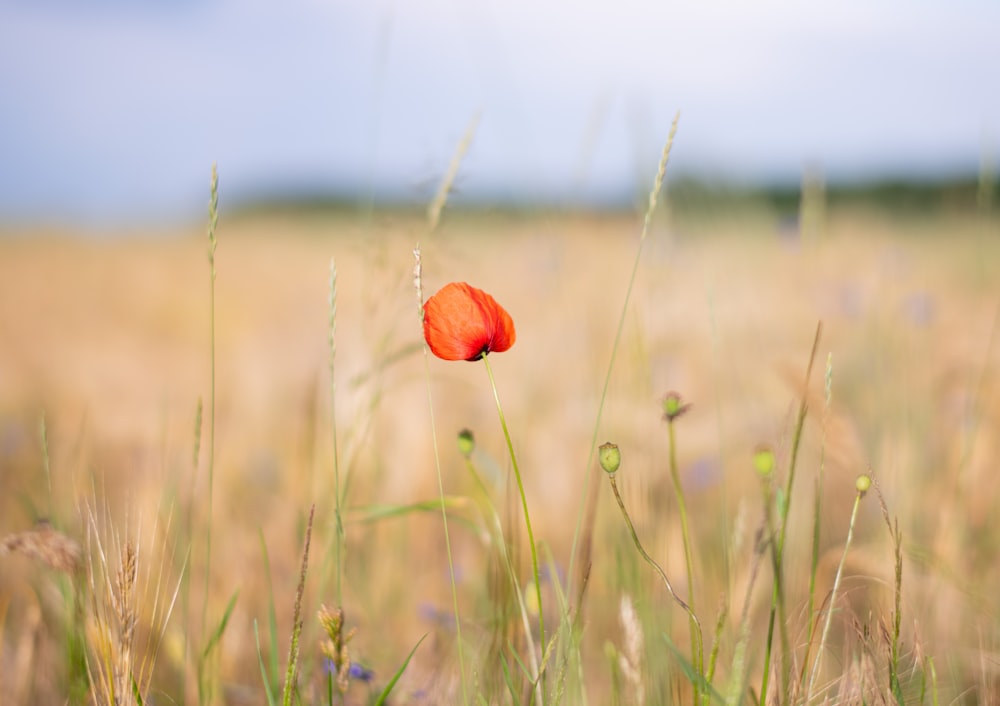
[608,472,703,706]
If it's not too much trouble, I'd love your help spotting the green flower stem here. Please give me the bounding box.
[666,418,703,701]
[608,473,703,706]
[482,355,546,672]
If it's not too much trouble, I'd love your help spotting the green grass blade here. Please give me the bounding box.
[499,652,522,706]
[662,633,726,705]
[202,590,240,660]
[131,673,145,706]
[348,499,479,534]
[255,619,278,706]
[258,530,281,690]
[373,632,428,706]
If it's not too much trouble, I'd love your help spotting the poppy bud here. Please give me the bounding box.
[662,391,691,421]
[753,445,775,477]
[457,429,475,458]
[855,473,871,495]
[599,442,621,475]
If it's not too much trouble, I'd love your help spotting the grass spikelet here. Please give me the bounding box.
[875,480,905,704]
[113,542,138,706]
[202,161,220,649]
[318,604,360,700]
[82,493,185,706]
[427,112,480,233]
[0,520,83,575]
[618,594,645,706]
[281,503,316,706]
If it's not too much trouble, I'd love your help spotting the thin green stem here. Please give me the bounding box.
[667,419,702,703]
[482,355,546,676]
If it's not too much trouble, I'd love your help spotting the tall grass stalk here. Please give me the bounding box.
[281,504,315,706]
[570,113,680,615]
[202,164,219,649]
[876,482,904,704]
[806,474,869,701]
[328,258,344,608]
[427,112,479,233]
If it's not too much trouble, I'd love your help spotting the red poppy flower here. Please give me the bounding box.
[423,282,516,361]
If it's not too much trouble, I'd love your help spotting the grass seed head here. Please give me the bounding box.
[0,520,83,574]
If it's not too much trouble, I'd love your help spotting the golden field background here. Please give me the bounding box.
[1,205,999,703]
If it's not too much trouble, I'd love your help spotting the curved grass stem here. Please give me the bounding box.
[608,473,703,705]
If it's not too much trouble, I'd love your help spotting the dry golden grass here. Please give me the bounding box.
[0,205,998,703]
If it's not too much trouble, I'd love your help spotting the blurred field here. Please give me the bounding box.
[1,204,999,703]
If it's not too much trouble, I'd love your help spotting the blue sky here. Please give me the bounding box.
[1,0,998,223]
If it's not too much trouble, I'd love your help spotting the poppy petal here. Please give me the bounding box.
[423,282,516,361]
